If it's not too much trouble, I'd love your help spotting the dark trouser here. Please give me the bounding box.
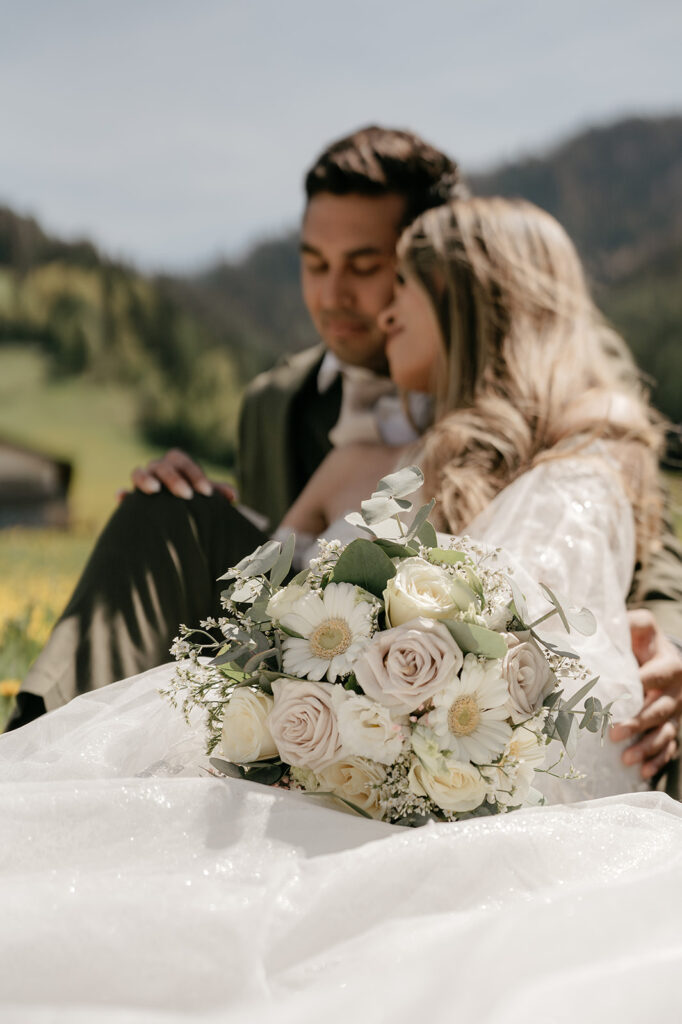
[12,491,266,725]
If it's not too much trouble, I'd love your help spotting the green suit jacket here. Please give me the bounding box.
[237,344,682,639]
[237,344,341,530]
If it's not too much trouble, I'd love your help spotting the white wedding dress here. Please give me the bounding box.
[1,452,680,1023]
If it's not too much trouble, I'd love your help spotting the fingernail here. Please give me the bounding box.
[145,479,161,493]
[197,481,213,496]
[178,484,193,500]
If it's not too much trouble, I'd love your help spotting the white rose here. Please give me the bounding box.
[269,678,343,771]
[354,617,463,713]
[335,691,406,764]
[266,583,310,623]
[384,557,473,627]
[502,633,555,724]
[221,689,278,763]
[408,754,488,813]
[316,757,387,819]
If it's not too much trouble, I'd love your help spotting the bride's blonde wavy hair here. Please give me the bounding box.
[397,197,662,561]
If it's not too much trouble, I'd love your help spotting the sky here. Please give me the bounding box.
[2,0,681,272]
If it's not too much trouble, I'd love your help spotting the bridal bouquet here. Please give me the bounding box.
[165,467,610,825]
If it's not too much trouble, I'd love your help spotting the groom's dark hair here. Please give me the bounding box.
[305,125,468,228]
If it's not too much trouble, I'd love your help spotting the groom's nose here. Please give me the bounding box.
[320,267,354,310]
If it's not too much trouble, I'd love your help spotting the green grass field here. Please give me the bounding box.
[0,344,231,724]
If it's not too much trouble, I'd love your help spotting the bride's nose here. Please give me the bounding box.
[377,304,396,333]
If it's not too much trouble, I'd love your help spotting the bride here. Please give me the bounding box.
[280,196,664,801]
[2,197,681,1022]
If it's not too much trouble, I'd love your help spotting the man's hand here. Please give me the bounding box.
[118,448,235,502]
[610,609,682,781]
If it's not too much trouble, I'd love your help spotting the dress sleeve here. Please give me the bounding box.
[465,451,642,720]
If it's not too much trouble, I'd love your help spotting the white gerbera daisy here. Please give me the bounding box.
[427,653,512,764]
[280,582,375,682]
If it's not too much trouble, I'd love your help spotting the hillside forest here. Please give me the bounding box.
[1,114,681,473]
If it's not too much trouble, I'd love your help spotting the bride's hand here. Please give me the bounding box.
[610,610,682,781]
[279,443,407,536]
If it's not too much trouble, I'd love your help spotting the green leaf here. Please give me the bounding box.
[374,538,419,558]
[443,620,508,659]
[427,547,467,566]
[506,575,530,625]
[289,568,310,586]
[539,583,597,637]
[564,606,597,636]
[532,634,580,660]
[465,566,486,608]
[218,539,282,581]
[210,643,253,667]
[561,676,600,713]
[243,647,278,673]
[301,790,373,819]
[404,499,436,543]
[332,538,397,598]
[344,512,379,538]
[538,583,570,632]
[553,710,578,759]
[374,465,424,498]
[243,762,288,785]
[245,585,273,624]
[361,494,411,524]
[579,696,604,733]
[209,757,246,779]
[416,520,438,548]
[270,532,296,589]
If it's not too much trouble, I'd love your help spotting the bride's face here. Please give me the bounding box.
[377,269,444,393]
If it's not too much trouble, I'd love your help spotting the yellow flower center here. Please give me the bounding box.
[310,618,352,659]
[448,695,481,736]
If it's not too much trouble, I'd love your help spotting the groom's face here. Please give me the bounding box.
[300,192,406,374]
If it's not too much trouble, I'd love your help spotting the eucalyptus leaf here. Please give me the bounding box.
[506,575,530,626]
[243,647,278,673]
[427,547,467,566]
[561,676,600,713]
[210,643,253,667]
[465,566,486,608]
[270,532,296,589]
[374,465,424,498]
[580,696,604,732]
[443,620,508,659]
[374,539,419,558]
[209,757,246,779]
[332,538,397,597]
[393,811,442,828]
[538,583,570,632]
[344,512,379,537]
[301,790,373,819]
[218,539,282,581]
[543,689,564,710]
[404,499,436,543]
[361,494,411,524]
[554,710,578,759]
[289,567,310,586]
[532,633,581,659]
[416,520,438,548]
[563,606,597,636]
[243,762,288,785]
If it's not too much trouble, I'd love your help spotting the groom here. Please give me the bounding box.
[15,126,682,785]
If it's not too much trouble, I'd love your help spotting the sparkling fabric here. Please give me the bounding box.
[1,450,679,1021]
